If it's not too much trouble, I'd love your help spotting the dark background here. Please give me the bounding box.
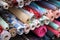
[10,31,60,40]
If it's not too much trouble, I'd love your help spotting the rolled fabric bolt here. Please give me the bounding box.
[36,1,60,18]
[24,24,30,34]
[33,25,47,37]
[46,30,55,40]
[48,0,60,8]
[30,2,48,15]
[52,10,60,18]
[5,0,14,7]
[44,10,54,21]
[53,20,60,32]
[9,8,30,24]
[1,30,11,40]
[23,6,41,19]
[48,21,60,31]
[42,35,50,40]
[9,28,17,37]
[17,18,30,34]
[0,17,9,30]
[0,1,9,9]
[16,0,24,8]
[19,8,35,20]
[35,1,57,10]
[39,16,50,25]
[1,13,25,35]
[29,21,36,30]
[46,26,60,38]
[0,25,3,34]
[32,19,40,28]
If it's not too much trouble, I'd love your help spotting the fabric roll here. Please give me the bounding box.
[24,24,30,34]
[48,0,60,8]
[48,21,60,31]
[29,21,36,30]
[35,1,57,10]
[16,0,24,8]
[0,1,9,9]
[52,10,60,18]
[23,6,41,19]
[29,2,47,15]
[46,26,60,38]
[46,30,55,40]
[0,25,3,34]
[0,16,9,30]
[19,8,35,20]
[1,30,11,40]
[39,16,50,25]
[1,13,25,35]
[32,19,40,28]
[33,25,47,37]
[42,35,50,40]
[9,8,30,24]
[9,28,17,37]
[44,10,54,21]
[53,20,60,32]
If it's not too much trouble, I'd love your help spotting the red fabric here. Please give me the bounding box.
[23,6,42,19]
[0,25,3,34]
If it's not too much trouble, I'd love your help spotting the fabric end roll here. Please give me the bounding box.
[39,16,50,25]
[29,21,36,30]
[0,16,9,30]
[17,28,24,35]
[16,0,24,8]
[44,10,54,21]
[46,26,60,38]
[1,30,11,40]
[33,25,47,37]
[32,19,40,28]
[52,10,60,18]
[0,1,9,9]
[9,28,17,37]
[24,24,30,34]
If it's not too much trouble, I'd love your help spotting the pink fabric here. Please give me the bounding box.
[46,26,60,38]
[33,26,47,37]
[45,10,54,21]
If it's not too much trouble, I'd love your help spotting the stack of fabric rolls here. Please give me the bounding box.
[0,0,60,40]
